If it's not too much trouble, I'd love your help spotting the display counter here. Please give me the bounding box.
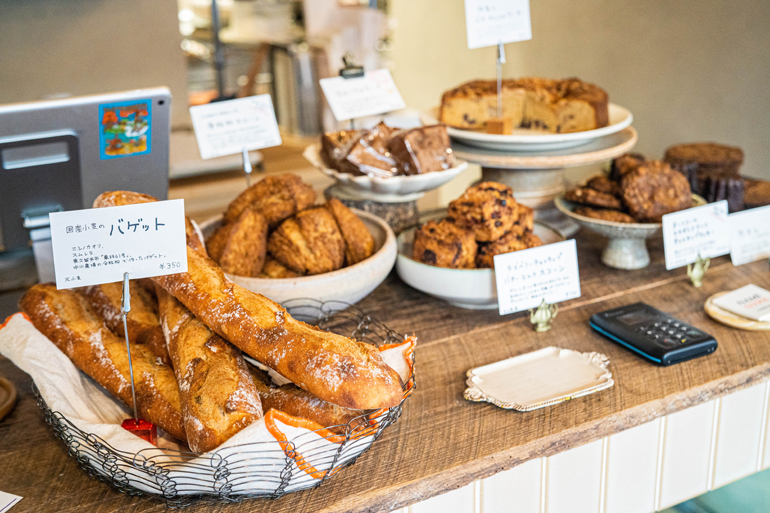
[2,227,769,513]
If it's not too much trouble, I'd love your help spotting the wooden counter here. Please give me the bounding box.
[2,225,770,512]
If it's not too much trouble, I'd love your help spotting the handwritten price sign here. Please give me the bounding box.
[662,201,730,270]
[465,0,532,50]
[319,69,406,122]
[49,200,188,289]
[729,205,770,266]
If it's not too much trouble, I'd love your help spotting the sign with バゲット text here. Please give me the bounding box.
[729,205,770,266]
[465,0,532,50]
[189,94,281,159]
[49,200,188,289]
[319,69,406,122]
[494,239,581,315]
[662,201,730,270]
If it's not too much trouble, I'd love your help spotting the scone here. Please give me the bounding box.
[620,160,692,222]
[476,231,543,268]
[259,256,302,279]
[206,208,269,277]
[564,187,623,210]
[511,204,534,236]
[224,174,316,227]
[325,198,374,266]
[586,175,620,197]
[448,182,517,242]
[412,219,476,269]
[267,207,346,275]
[574,207,635,224]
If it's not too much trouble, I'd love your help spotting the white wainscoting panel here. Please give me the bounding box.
[657,400,717,510]
[481,457,542,513]
[604,418,661,513]
[711,383,767,489]
[545,438,604,513]
[410,483,475,513]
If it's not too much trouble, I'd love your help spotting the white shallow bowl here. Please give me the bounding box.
[421,103,633,152]
[199,209,396,306]
[396,221,564,310]
[303,144,468,201]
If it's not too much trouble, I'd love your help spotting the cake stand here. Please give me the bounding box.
[451,127,638,237]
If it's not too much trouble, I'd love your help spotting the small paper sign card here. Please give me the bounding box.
[319,69,406,122]
[662,200,730,270]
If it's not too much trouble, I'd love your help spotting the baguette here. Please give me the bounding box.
[153,246,404,410]
[80,281,171,365]
[249,367,364,434]
[157,288,263,453]
[20,284,186,441]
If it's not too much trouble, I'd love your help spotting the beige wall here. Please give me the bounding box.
[390,0,770,180]
[0,0,189,127]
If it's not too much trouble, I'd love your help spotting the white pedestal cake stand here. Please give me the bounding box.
[451,126,638,237]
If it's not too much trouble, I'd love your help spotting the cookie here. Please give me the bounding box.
[609,153,645,182]
[476,231,543,268]
[447,182,517,242]
[412,219,477,269]
[586,175,620,197]
[620,160,692,222]
[574,207,635,224]
[267,207,346,275]
[564,187,623,210]
[224,174,316,227]
[325,198,375,266]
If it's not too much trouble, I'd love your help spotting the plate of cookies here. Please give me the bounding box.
[199,174,397,306]
[554,153,706,270]
[423,77,633,151]
[396,182,564,309]
[305,122,468,200]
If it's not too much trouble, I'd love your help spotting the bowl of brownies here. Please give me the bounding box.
[396,182,563,309]
[554,153,706,270]
[304,122,468,199]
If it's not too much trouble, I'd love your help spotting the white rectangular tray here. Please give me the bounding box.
[464,347,613,411]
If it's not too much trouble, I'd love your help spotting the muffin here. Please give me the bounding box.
[447,182,517,242]
[224,174,317,227]
[267,207,346,275]
[412,219,476,269]
[476,231,543,268]
[325,198,375,266]
[620,160,692,222]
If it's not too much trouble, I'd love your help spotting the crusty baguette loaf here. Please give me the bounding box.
[80,281,171,365]
[153,246,403,410]
[156,288,263,453]
[249,366,363,434]
[20,284,186,441]
[92,191,207,256]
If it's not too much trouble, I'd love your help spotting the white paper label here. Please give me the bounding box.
[189,94,282,159]
[729,205,770,266]
[50,200,188,289]
[712,284,770,322]
[319,69,406,122]
[0,491,22,512]
[465,0,532,50]
[662,201,730,270]
[494,239,581,316]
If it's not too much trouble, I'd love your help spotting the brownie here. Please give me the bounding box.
[387,125,456,175]
[586,175,620,197]
[476,231,543,268]
[574,207,635,224]
[412,219,477,269]
[564,187,623,210]
[620,160,692,222]
[339,122,398,178]
[448,182,517,242]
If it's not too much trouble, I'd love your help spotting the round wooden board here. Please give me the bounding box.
[704,292,770,331]
[0,376,18,422]
[451,126,638,170]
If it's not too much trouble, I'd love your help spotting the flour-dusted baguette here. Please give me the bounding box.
[249,367,364,434]
[20,284,186,441]
[80,281,170,365]
[154,246,404,410]
[157,288,263,453]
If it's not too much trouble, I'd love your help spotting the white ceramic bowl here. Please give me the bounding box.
[396,221,565,310]
[421,103,634,152]
[303,144,468,201]
[199,209,396,306]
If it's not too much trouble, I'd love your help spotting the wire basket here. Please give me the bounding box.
[33,299,415,508]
